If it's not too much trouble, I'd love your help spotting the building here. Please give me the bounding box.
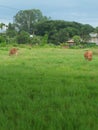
[67,39,75,46]
[89,33,98,45]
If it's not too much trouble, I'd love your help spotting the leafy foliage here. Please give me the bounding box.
[30,35,42,45]
[16,31,30,44]
[0,35,6,43]
[35,20,94,44]
[14,9,49,33]
[6,23,17,38]
[73,35,81,45]
[40,34,48,46]
[0,9,96,45]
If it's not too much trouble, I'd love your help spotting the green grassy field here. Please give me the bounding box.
[0,46,98,130]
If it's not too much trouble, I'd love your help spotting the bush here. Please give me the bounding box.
[30,35,42,45]
[16,31,30,44]
[6,37,17,44]
[87,42,96,47]
[0,35,6,43]
[40,34,48,46]
[81,42,96,48]
[72,35,81,45]
[70,45,81,49]
[60,42,69,48]
[0,42,6,47]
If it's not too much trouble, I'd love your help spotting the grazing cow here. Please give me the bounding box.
[9,48,18,56]
[84,50,93,61]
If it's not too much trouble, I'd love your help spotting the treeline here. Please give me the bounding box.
[0,9,98,45]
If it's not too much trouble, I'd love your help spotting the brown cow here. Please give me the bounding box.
[9,48,18,56]
[84,50,93,61]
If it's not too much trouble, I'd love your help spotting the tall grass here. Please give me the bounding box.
[0,47,98,130]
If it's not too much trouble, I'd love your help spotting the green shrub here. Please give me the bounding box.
[87,42,96,47]
[0,42,6,47]
[30,35,42,45]
[0,35,6,43]
[16,31,30,44]
[40,34,48,46]
[81,42,96,48]
[70,45,80,49]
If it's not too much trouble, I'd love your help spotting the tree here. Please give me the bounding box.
[16,31,30,44]
[94,26,98,33]
[6,23,17,37]
[80,24,94,41]
[41,34,48,46]
[30,35,42,45]
[73,35,81,45]
[34,19,95,45]
[49,28,69,44]
[0,23,6,30]
[66,27,79,38]
[0,35,6,43]
[14,9,49,33]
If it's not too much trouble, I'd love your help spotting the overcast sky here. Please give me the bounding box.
[0,0,98,27]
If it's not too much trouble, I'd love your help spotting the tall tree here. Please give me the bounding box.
[0,23,6,30]
[80,24,94,41]
[14,9,49,33]
[73,35,81,45]
[16,30,30,44]
[6,23,17,37]
[94,26,98,33]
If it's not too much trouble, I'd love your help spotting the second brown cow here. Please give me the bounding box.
[84,50,93,61]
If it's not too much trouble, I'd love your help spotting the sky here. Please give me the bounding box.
[0,0,98,27]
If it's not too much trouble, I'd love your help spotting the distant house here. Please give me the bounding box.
[89,33,98,45]
[67,39,75,46]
